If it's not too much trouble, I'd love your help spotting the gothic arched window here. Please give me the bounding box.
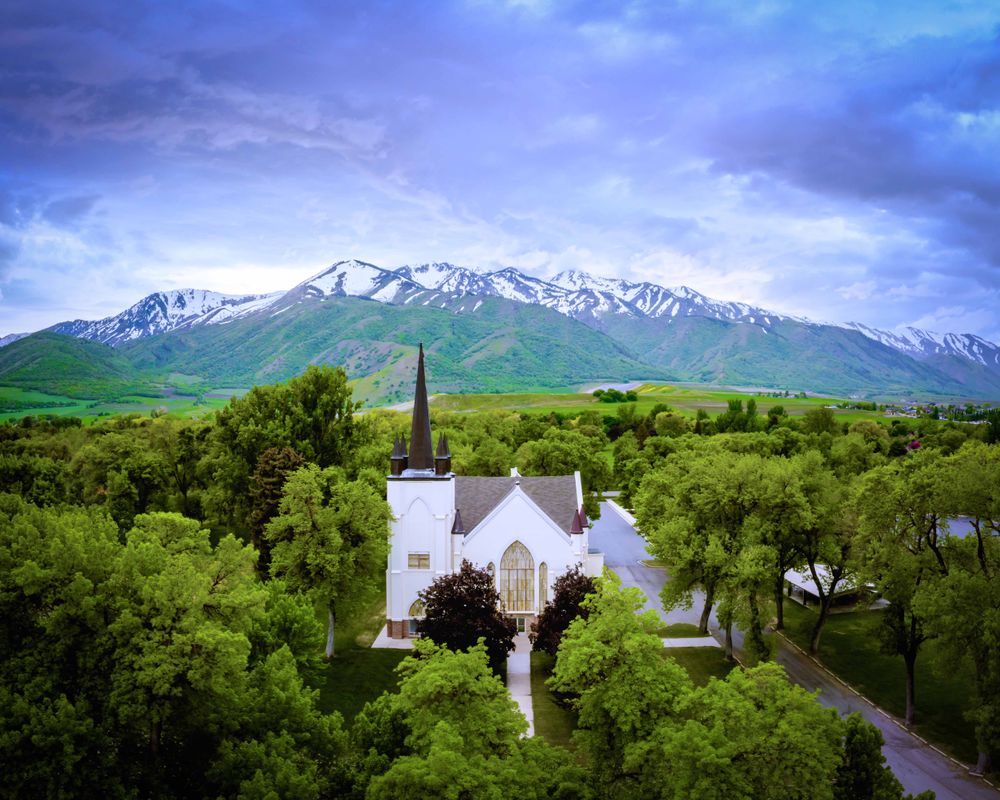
[499,541,534,612]
[408,599,425,636]
[539,562,548,608]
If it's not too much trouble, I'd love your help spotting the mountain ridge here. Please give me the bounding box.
[2,258,998,402]
[20,259,993,374]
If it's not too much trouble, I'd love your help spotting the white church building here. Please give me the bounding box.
[385,344,604,638]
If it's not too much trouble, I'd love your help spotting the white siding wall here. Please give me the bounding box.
[386,476,456,623]
[461,489,583,615]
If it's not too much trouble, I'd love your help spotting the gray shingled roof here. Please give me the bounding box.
[455,475,579,535]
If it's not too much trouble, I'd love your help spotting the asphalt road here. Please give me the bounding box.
[590,501,998,800]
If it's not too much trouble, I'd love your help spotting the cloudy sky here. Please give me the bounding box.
[2,0,999,341]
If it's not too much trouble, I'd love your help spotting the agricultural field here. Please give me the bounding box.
[0,385,233,423]
[428,382,884,423]
[0,378,912,426]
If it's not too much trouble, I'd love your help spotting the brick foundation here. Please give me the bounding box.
[386,619,409,639]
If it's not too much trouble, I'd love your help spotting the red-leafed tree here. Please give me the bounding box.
[530,566,598,656]
[417,560,516,672]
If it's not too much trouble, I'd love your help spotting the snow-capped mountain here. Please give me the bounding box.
[550,270,803,325]
[393,262,498,296]
[16,258,997,380]
[0,333,28,348]
[47,288,282,347]
[844,323,1000,370]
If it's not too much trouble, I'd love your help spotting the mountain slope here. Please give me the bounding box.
[8,257,1000,401]
[25,258,999,385]
[48,288,282,347]
[844,323,1000,370]
[594,314,984,398]
[120,294,665,402]
[0,332,144,398]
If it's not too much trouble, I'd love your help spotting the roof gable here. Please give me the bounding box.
[463,485,570,546]
[455,475,579,534]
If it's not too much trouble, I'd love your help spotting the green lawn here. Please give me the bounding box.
[665,647,735,686]
[781,602,979,764]
[530,651,578,749]
[657,622,703,637]
[313,596,409,722]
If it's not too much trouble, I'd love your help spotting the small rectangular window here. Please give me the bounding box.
[408,552,430,569]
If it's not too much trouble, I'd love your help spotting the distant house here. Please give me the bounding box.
[384,344,604,638]
[784,566,872,609]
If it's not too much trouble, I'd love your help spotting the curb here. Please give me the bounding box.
[605,499,637,527]
[774,630,998,792]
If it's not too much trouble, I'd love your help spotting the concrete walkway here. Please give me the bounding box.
[371,625,414,649]
[507,633,534,736]
[662,636,720,648]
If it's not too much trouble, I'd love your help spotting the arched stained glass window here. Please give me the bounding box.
[539,562,548,608]
[500,541,534,612]
[407,599,425,636]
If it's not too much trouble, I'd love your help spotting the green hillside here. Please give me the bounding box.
[0,332,148,399]
[4,296,999,407]
[594,314,980,398]
[120,296,666,403]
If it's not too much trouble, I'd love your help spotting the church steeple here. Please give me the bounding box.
[408,343,434,470]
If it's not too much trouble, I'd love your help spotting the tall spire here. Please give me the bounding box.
[409,343,434,470]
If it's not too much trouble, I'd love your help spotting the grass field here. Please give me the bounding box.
[312,596,409,722]
[530,651,578,749]
[0,379,888,425]
[657,623,703,637]
[0,385,233,422]
[665,647,735,686]
[782,602,979,764]
[429,382,882,424]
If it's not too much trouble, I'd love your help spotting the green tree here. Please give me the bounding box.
[834,713,933,800]
[913,442,1000,774]
[638,449,781,656]
[208,365,363,532]
[516,427,609,518]
[361,640,588,800]
[854,452,950,724]
[248,445,306,578]
[636,663,844,800]
[549,577,691,796]
[803,406,839,435]
[266,464,390,658]
[460,436,514,476]
[0,500,347,797]
[635,452,729,636]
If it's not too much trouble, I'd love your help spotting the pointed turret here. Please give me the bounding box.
[409,343,434,470]
[434,432,452,476]
[390,434,408,476]
[579,506,589,528]
[570,509,583,534]
[451,508,465,536]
